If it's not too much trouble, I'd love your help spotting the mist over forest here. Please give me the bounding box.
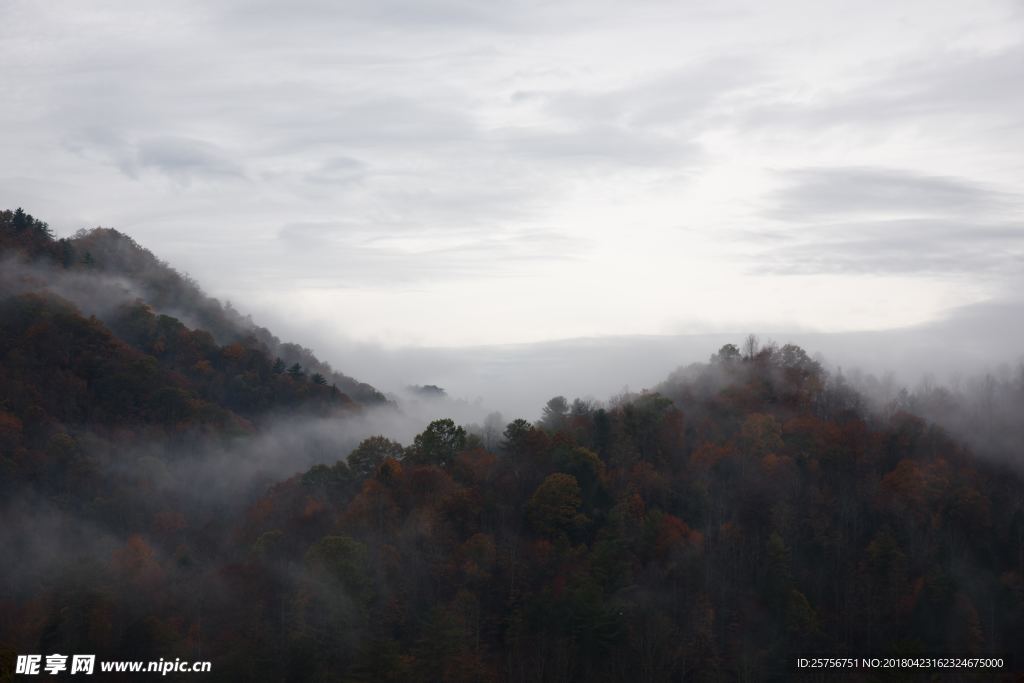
[281,310,1024,426]
[2,208,1023,681]
[3,1,1024,679]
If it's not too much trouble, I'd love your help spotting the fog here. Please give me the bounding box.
[0,256,145,320]
[0,390,498,596]
[262,296,1024,423]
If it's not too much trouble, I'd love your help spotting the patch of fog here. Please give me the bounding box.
[275,297,1024,423]
[0,256,145,319]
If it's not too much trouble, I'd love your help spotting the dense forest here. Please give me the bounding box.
[2,209,1023,681]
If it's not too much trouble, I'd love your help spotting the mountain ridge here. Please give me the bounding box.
[1,208,386,409]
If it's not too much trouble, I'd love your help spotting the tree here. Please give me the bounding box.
[304,535,371,598]
[272,357,286,374]
[502,418,534,455]
[713,343,741,363]
[743,334,759,361]
[58,239,75,267]
[408,384,446,398]
[311,373,327,385]
[739,413,783,457]
[288,363,304,380]
[34,219,54,241]
[527,473,585,537]
[407,419,467,468]
[540,396,569,432]
[347,436,405,479]
[11,207,28,232]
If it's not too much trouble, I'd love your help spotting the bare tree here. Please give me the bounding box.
[743,333,759,361]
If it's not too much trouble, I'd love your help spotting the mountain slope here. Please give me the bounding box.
[1,208,385,406]
[0,207,384,501]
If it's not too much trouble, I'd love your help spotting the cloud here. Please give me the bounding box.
[254,96,481,154]
[520,56,761,128]
[303,156,369,186]
[213,0,532,33]
[767,167,1013,220]
[64,130,243,184]
[754,218,1024,275]
[267,222,590,286]
[492,58,761,170]
[134,136,243,182]
[741,43,1024,132]
[3,0,1024,345]
[744,166,1024,277]
[496,124,700,169]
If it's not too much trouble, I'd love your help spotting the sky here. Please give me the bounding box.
[2,0,1023,356]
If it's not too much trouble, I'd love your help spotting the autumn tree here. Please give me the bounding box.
[527,473,585,538]
[347,436,406,479]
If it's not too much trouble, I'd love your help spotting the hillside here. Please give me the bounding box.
[0,208,386,408]
[2,210,1022,681]
[221,345,1024,681]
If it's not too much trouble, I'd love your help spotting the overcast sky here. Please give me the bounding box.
[2,0,1023,349]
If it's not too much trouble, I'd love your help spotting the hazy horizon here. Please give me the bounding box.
[246,294,1024,420]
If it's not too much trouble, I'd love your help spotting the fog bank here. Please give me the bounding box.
[259,297,1024,421]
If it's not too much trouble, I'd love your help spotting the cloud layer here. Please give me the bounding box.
[2,0,1023,347]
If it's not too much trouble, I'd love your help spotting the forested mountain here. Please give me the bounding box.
[2,210,1023,681]
[0,208,386,409]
